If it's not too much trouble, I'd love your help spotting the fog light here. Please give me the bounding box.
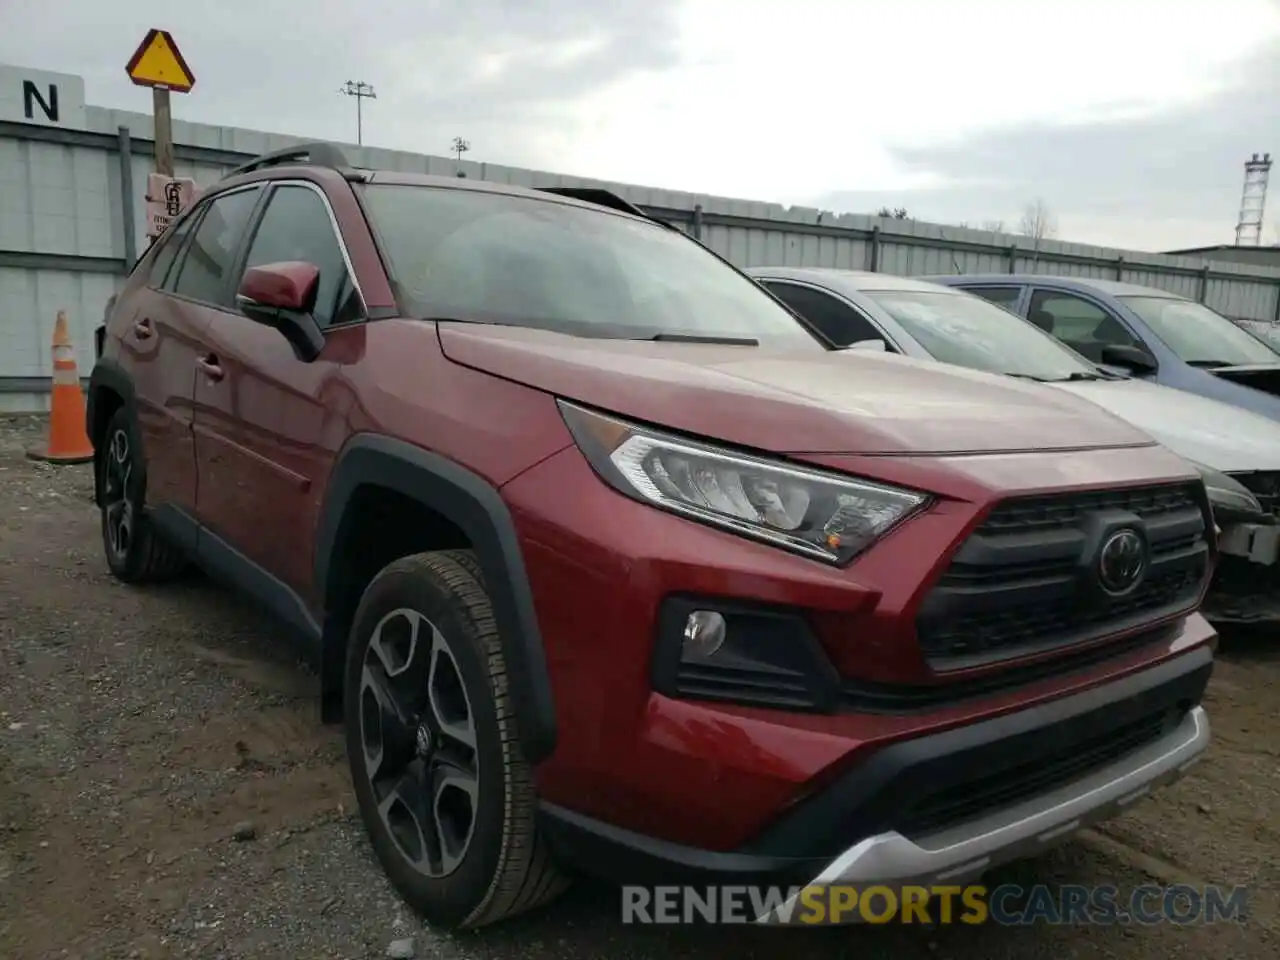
[682,610,727,660]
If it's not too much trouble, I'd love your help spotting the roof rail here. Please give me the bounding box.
[224,142,351,180]
[534,186,653,220]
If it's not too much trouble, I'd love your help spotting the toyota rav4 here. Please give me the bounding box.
[88,143,1216,929]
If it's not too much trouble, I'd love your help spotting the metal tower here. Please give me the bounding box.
[1235,152,1272,246]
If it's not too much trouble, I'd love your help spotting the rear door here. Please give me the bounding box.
[192,180,366,601]
[956,284,1028,317]
[760,280,899,349]
[115,201,211,523]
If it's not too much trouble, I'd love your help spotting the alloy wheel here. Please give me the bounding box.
[102,428,134,561]
[359,607,480,878]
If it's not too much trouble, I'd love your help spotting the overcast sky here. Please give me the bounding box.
[2,0,1278,252]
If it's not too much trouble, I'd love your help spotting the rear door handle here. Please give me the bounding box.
[197,354,224,381]
[132,318,154,339]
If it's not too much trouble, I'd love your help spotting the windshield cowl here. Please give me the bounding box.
[1007,370,1109,383]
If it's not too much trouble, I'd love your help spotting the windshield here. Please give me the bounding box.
[358,184,823,349]
[861,289,1101,381]
[1119,296,1280,366]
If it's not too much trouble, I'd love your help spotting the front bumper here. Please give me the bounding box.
[1201,516,1280,623]
[1204,548,1280,623]
[755,704,1208,923]
[1217,519,1280,566]
[539,643,1213,900]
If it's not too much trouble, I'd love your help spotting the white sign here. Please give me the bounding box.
[145,172,198,238]
[0,63,87,128]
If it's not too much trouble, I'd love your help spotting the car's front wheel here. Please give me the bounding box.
[344,550,567,929]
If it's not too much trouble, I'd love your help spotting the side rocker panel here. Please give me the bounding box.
[314,434,558,764]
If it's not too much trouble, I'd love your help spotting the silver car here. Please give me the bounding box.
[746,266,1280,624]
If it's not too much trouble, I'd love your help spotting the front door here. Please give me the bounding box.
[192,180,367,604]
[1025,287,1148,369]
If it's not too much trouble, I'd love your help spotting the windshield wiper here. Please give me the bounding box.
[1003,371,1105,383]
[648,333,759,345]
[1185,359,1232,368]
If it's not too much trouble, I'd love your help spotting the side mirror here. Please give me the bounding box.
[1099,343,1157,375]
[236,261,325,362]
[845,338,888,352]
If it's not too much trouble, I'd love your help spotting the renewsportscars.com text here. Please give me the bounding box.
[621,883,1248,926]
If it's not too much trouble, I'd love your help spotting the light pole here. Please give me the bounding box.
[339,81,377,145]
[452,136,471,161]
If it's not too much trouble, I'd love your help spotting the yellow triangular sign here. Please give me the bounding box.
[126,29,196,93]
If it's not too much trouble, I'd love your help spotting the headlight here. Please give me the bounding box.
[558,400,930,564]
[1193,462,1269,523]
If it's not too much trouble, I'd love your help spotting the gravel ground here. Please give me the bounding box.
[0,412,1277,959]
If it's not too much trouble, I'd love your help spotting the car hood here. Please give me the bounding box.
[1049,377,1280,472]
[437,323,1156,456]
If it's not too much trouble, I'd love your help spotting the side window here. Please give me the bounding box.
[964,286,1022,312]
[171,188,262,306]
[1027,289,1138,363]
[763,282,889,348]
[240,185,362,328]
[147,204,205,289]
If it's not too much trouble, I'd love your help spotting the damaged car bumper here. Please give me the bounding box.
[1198,466,1280,622]
[1217,521,1280,566]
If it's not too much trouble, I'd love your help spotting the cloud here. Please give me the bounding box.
[2,0,1277,251]
[0,0,682,168]
[557,0,1280,206]
[809,29,1280,251]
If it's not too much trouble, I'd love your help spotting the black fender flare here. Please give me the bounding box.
[314,434,558,763]
[86,358,138,507]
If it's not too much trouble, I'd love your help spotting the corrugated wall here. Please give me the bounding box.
[4,108,1280,411]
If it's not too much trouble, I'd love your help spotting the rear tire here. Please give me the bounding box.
[97,407,187,584]
[344,549,567,929]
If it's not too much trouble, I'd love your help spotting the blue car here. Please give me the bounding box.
[926,274,1280,422]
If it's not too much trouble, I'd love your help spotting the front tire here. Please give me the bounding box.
[97,407,187,583]
[344,550,567,929]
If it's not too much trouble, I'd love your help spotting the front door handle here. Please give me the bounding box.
[196,354,224,381]
[132,318,154,339]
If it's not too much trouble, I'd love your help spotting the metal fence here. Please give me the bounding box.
[4,113,1280,411]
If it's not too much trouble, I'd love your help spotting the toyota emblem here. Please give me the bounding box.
[1098,528,1147,595]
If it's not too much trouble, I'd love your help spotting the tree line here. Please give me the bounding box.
[876,197,1058,243]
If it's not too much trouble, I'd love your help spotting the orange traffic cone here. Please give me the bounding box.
[26,310,94,465]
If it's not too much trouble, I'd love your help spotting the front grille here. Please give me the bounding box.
[916,482,1210,668]
[978,484,1200,533]
[840,623,1174,713]
[895,706,1182,837]
[1228,471,1280,518]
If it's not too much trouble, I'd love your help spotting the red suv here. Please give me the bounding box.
[89,143,1215,929]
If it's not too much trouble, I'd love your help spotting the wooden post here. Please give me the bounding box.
[153,87,173,176]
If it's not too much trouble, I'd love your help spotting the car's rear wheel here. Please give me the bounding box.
[344,550,567,929]
[98,407,187,583]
